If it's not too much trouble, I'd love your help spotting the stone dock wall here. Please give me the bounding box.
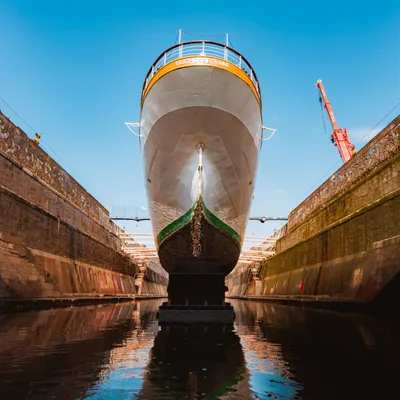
[0,112,167,304]
[226,115,400,306]
[135,260,169,298]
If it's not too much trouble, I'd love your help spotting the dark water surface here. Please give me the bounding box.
[0,299,399,400]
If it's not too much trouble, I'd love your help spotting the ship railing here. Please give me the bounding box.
[143,40,260,94]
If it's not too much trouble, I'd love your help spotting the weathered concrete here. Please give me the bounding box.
[137,260,169,297]
[0,231,136,304]
[227,116,400,306]
[0,111,167,303]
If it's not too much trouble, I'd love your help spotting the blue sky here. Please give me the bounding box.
[1,0,399,240]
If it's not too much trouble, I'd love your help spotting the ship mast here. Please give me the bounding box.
[316,79,355,163]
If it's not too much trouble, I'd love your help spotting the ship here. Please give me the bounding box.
[138,38,262,310]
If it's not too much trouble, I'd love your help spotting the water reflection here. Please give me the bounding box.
[0,300,162,400]
[0,299,400,399]
[232,300,400,400]
[138,324,248,399]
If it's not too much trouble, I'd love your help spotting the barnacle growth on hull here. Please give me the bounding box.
[191,196,203,257]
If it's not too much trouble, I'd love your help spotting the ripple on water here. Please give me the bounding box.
[0,299,400,399]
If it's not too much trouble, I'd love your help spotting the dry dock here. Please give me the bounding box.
[0,112,167,308]
[226,116,400,308]
[1,107,399,310]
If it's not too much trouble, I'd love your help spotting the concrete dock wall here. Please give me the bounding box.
[0,112,166,302]
[139,261,169,297]
[226,116,400,305]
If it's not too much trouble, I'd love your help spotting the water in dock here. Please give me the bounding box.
[0,299,399,400]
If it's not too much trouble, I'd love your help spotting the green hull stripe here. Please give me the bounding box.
[157,198,242,246]
[157,201,197,245]
[202,203,242,245]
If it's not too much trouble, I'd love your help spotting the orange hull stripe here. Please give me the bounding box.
[141,56,261,106]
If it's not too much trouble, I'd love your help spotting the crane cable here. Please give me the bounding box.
[319,95,327,136]
[353,100,400,147]
[301,99,400,201]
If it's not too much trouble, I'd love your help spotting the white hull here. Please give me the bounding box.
[140,58,262,273]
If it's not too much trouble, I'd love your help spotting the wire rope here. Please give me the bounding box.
[300,100,400,200]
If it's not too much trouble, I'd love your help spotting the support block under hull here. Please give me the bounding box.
[158,273,235,324]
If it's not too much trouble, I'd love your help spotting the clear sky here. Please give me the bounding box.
[1,0,399,241]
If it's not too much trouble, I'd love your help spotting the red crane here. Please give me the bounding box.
[316,79,355,163]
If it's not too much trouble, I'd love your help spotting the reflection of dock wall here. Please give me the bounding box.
[0,301,158,399]
[227,116,400,306]
[0,112,166,304]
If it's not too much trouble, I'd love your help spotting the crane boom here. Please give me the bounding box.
[316,79,355,163]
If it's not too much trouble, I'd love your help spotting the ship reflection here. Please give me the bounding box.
[3,299,399,399]
[138,323,250,399]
